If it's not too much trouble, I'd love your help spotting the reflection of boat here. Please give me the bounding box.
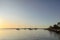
[16,28,20,30]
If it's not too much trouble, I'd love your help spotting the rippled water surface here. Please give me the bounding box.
[0,29,60,40]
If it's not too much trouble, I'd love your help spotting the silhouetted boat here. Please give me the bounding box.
[28,28,33,30]
[16,28,20,30]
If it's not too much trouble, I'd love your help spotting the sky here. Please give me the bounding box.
[0,0,60,28]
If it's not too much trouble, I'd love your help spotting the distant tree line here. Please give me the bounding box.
[49,22,60,29]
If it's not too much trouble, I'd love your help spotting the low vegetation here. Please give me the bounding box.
[46,22,60,33]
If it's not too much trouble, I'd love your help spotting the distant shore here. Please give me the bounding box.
[0,28,46,30]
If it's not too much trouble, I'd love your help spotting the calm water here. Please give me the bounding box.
[0,29,60,40]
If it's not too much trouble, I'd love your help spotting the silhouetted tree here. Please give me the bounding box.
[53,24,59,29]
[49,26,53,28]
[48,22,60,29]
[57,22,60,27]
[57,22,60,25]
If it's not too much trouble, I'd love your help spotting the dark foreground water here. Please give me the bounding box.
[0,29,60,40]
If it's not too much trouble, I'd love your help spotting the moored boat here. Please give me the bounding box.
[16,28,20,30]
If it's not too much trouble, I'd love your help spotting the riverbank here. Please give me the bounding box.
[45,28,60,33]
[45,22,60,33]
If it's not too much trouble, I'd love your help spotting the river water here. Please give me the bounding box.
[0,29,60,40]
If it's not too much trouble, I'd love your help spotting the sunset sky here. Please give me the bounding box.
[0,0,60,28]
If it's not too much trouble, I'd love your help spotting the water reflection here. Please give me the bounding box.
[48,30,60,40]
[0,30,60,40]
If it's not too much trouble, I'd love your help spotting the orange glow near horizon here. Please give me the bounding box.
[0,18,48,28]
[0,18,26,28]
[0,18,15,28]
[0,18,4,28]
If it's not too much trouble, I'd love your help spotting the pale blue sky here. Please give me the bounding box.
[0,0,60,27]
